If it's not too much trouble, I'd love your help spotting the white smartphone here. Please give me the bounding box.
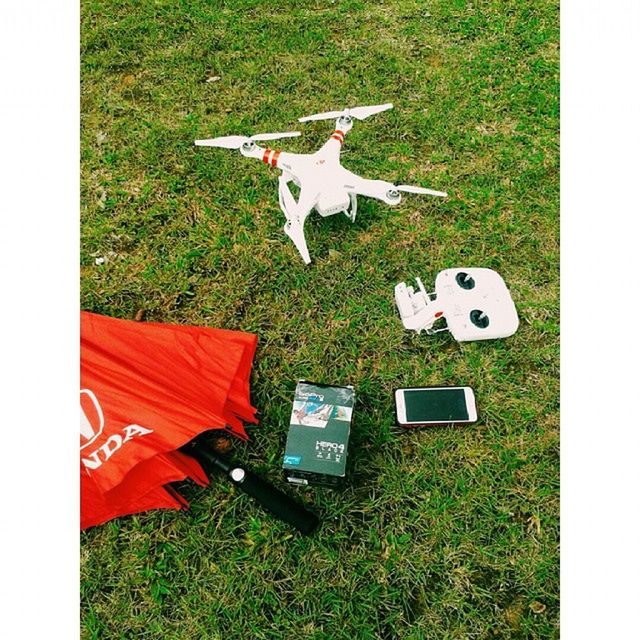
[394,386,477,428]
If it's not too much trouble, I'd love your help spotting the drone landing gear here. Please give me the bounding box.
[344,192,358,223]
[279,176,313,265]
[284,220,312,265]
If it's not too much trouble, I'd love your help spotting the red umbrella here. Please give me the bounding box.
[80,312,257,492]
[80,312,318,534]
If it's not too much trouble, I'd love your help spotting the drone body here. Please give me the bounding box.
[195,103,447,264]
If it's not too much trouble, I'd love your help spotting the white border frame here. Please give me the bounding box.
[562,2,640,638]
[2,2,79,637]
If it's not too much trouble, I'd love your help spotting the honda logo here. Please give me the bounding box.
[80,388,104,450]
[80,388,154,471]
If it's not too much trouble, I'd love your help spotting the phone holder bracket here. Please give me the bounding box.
[394,277,443,334]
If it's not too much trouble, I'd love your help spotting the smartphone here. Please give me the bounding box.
[394,386,477,428]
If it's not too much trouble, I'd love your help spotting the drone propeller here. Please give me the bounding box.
[395,184,448,197]
[194,131,301,149]
[298,103,393,123]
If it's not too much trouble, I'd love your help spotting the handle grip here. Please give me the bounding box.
[229,466,319,535]
[184,441,319,535]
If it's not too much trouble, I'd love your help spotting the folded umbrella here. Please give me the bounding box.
[81,312,257,494]
[80,312,318,534]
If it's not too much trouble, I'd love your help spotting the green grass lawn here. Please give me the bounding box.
[80,1,559,637]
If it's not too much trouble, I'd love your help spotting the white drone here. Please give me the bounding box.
[195,103,447,264]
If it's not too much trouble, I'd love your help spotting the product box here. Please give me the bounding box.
[283,381,355,487]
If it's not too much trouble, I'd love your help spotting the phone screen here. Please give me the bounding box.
[404,388,469,423]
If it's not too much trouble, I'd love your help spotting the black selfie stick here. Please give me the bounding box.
[184,439,320,535]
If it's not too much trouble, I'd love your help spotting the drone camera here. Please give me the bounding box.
[316,188,351,217]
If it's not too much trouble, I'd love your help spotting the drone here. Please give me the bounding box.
[195,103,447,264]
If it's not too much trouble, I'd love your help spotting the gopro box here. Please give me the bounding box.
[283,381,355,488]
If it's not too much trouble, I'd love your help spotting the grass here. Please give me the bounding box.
[80,0,559,638]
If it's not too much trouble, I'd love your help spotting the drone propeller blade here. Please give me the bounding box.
[299,103,393,123]
[396,184,448,197]
[195,131,301,149]
[298,110,344,123]
[250,131,301,142]
[349,103,394,120]
[194,135,249,149]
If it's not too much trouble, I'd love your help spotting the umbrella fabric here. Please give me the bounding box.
[80,312,258,529]
[147,322,258,423]
[144,321,258,425]
[81,470,187,530]
[80,450,208,529]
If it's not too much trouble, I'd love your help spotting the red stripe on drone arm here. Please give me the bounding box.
[262,149,272,164]
[331,135,343,144]
[271,150,281,167]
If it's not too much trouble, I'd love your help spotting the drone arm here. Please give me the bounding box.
[239,144,267,162]
[240,143,285,166]
[241,145,303,177]
[347,175,400,205]
[316,125,350,160]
